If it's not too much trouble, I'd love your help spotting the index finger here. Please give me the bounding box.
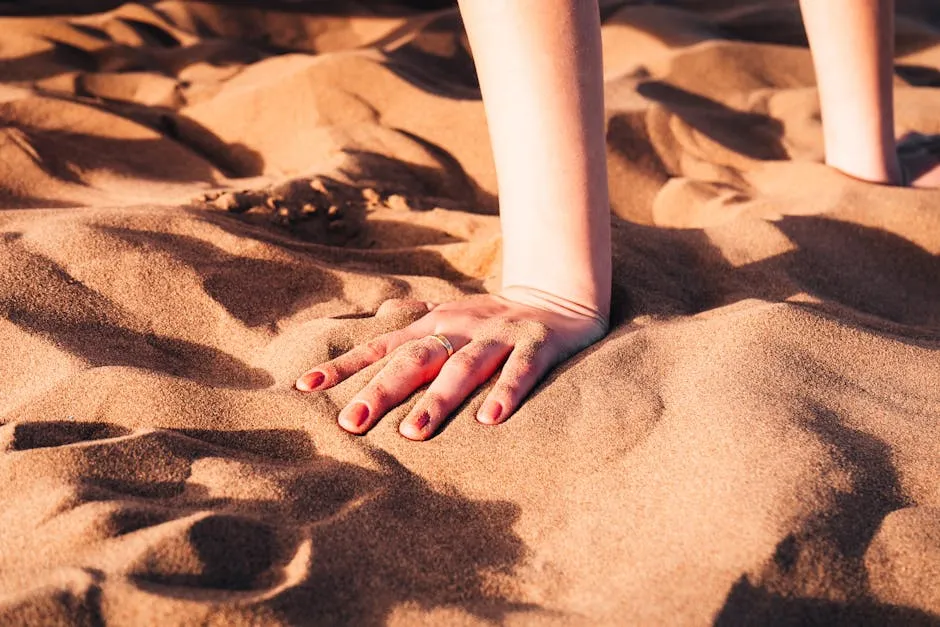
[295,318,434,391]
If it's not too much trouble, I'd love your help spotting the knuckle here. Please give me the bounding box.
[397,341,435,368]
[514,326,555,363]
[361,339,388,362]
[368,382,393,408]
[509,360,539,381]
[445,352,477,377]
[422,392,447,414]
[492,382,518,403]
[480,317,554,346]
[465,311,489,326]
[479,318,515,340]
[479,315,508,331]
[521,320,554,345]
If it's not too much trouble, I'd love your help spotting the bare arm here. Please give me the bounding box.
[297,0,613,440]
[459,0,611,319]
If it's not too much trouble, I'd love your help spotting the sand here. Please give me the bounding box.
[0,0,938,625]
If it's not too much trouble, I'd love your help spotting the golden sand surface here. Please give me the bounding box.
[0,1,938,624]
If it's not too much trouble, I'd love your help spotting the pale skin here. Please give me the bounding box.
[296,0,939,441]
[800,0,940,187]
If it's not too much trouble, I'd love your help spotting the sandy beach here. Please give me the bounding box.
[0,1,938,624]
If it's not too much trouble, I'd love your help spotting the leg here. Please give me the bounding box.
[799,0,902,185]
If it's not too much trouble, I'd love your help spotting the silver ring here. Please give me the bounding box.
[428,333,454,357]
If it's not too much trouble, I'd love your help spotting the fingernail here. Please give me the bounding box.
[343,402,370,428]
[414,410,431,431]
[477,400,503,424]
[297,371,324,391]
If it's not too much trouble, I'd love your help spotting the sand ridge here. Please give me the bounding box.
[0,1,938,625]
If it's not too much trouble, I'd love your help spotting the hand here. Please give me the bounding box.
[295,286,609,441]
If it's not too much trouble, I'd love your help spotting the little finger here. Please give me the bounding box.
[476,343,558,425]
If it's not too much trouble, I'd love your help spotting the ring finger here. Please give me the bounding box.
[338,333,466,434]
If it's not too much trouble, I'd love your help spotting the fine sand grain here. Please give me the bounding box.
[0,1,938,625]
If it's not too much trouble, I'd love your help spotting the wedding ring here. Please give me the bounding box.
[428,333,454,357]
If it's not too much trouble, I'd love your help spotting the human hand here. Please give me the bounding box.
[295,286,609,441]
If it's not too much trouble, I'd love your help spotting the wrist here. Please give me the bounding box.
[500,243,611,324]
[499,212,612,325]
[498,284,610,331]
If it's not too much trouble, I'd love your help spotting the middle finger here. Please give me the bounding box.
[338,334,465,434]
[399,339,512,441]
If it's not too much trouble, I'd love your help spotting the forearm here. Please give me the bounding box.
[458,0,612,319]
[799,0,901,184]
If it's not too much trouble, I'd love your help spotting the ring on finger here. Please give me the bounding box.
[428,333,455,357]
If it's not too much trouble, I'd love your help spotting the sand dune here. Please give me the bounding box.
[0,1,938,625]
